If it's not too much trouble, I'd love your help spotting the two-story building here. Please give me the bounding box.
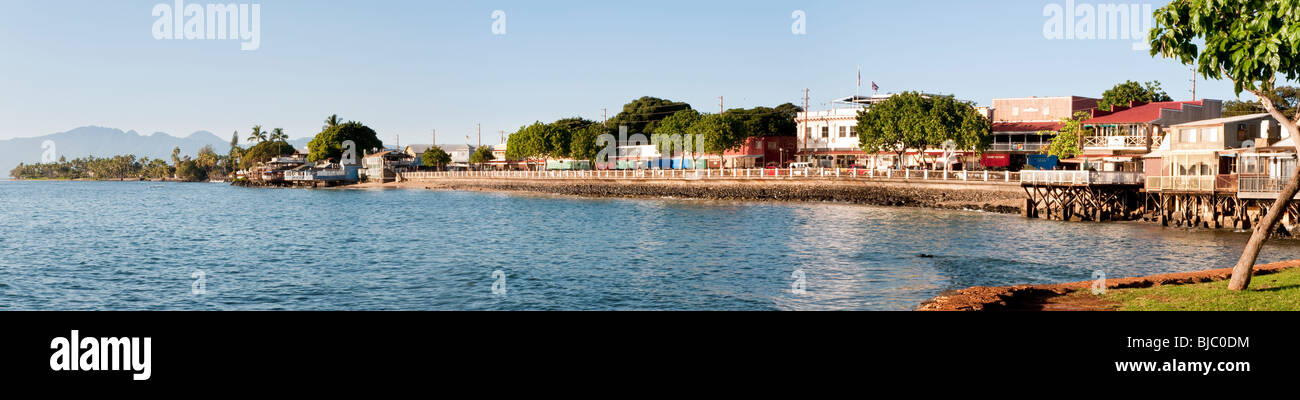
[1079,99,1222,172]
[796,93,975,169]
[723,136,797,168]
[984,96,1099,170]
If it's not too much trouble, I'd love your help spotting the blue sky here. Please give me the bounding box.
[0,0,1264,145]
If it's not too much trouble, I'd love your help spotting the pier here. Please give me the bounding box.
[1020,170,1144,222]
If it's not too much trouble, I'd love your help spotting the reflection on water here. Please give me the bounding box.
[2,180,1299,310]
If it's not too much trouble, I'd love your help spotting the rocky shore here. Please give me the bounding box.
[353,177,1026,213]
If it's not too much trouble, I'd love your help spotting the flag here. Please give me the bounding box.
[857,65,861,88]
[871,81,879,91]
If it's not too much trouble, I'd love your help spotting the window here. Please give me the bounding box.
[821,127,829,138]
[1202,127,1218,143]
[839,126,847,137]
[1180,128,1198,143]
[805,127,812,138]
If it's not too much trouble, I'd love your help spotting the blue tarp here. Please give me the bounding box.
[1026,155,1058,170]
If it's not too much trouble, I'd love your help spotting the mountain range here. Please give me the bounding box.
[1,127,312,174]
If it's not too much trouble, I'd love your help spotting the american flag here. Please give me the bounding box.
[871,81,879,91]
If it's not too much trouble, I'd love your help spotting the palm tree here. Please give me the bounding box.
[270,128,288,142]
[324,115,340,130]
[246,125,267,144]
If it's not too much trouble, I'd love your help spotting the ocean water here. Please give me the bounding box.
[2,180,1299,310]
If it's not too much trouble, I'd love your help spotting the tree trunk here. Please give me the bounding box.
[1229,163,1300,290]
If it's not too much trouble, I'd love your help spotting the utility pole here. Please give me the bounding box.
[603,108,607,125]
[1190,66,1198,101]
[477,124,482,148]
[719,96,724,114]
[802,88,809,163]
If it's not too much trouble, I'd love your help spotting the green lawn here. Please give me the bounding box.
[1095,268,1300,311]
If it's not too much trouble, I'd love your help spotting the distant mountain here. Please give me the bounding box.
[0,126,232,173]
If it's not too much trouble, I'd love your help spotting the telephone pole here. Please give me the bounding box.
[719,96,724,114]
[477,124,482,148]
[1190,66,1198,101]
[801,88,809,163]
[603,108,607,125]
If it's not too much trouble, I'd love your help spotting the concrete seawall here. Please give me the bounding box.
[385,178,1026,213]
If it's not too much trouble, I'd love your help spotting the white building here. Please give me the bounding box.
[796,93,964,169]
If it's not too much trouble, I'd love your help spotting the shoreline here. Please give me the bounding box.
[337,177,1027,214]
[918,259,1300,311]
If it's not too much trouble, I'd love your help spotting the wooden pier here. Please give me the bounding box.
[1020,170,1144,222]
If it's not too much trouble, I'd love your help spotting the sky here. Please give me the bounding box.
[0,0,1269,145]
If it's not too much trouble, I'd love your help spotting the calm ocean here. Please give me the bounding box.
[3,180,1299,310]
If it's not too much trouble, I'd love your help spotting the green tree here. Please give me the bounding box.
[228,131,242,170]
[855,92,990,169]
[269,128,288,143]
[324,114,340,130]
[607,96,692,134]
[174,157,208,182]
[570,124,606,162]
[246,125,267,144]
[687,113,744,166]
[1098,80,1174,111]
[422,146,451,168]
[654,109,704,157]
[1150,0,1300,290]
[1043,111,1095,160]
[307,120,383,162]
[470,146,495,166]
[722,103,803,138]
[240,141,297,170]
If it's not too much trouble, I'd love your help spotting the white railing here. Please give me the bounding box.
[1239,176,1291,193]
[1082,135,1160,149]
[1145,176,1215,191]
[397,168,1022,184]
[1020,170,1144,186]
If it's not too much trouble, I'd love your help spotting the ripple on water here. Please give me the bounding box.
[4,181,1300,310]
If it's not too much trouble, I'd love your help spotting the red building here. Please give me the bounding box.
[984,96,1099,170]
[724,136,798,168]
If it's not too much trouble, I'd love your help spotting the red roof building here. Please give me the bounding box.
[1079,99,1222,172]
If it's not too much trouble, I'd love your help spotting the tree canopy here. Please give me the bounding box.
[422,146,451,168]
[240,141,296,170]
[855,92,991,168]
[1099,80,1174,111]
[1043,111,1095,160]
[722,103,803,137]
[470,146,495,165]
[606,96,692,134]
[307,119,383,163]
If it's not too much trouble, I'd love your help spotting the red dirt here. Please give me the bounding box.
[917,260,1300,311]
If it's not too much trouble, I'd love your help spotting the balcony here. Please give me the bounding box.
[988,142,1047,152]
[1082,135,1161,151]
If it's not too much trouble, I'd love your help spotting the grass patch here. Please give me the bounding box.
[1094,268,1300,311]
